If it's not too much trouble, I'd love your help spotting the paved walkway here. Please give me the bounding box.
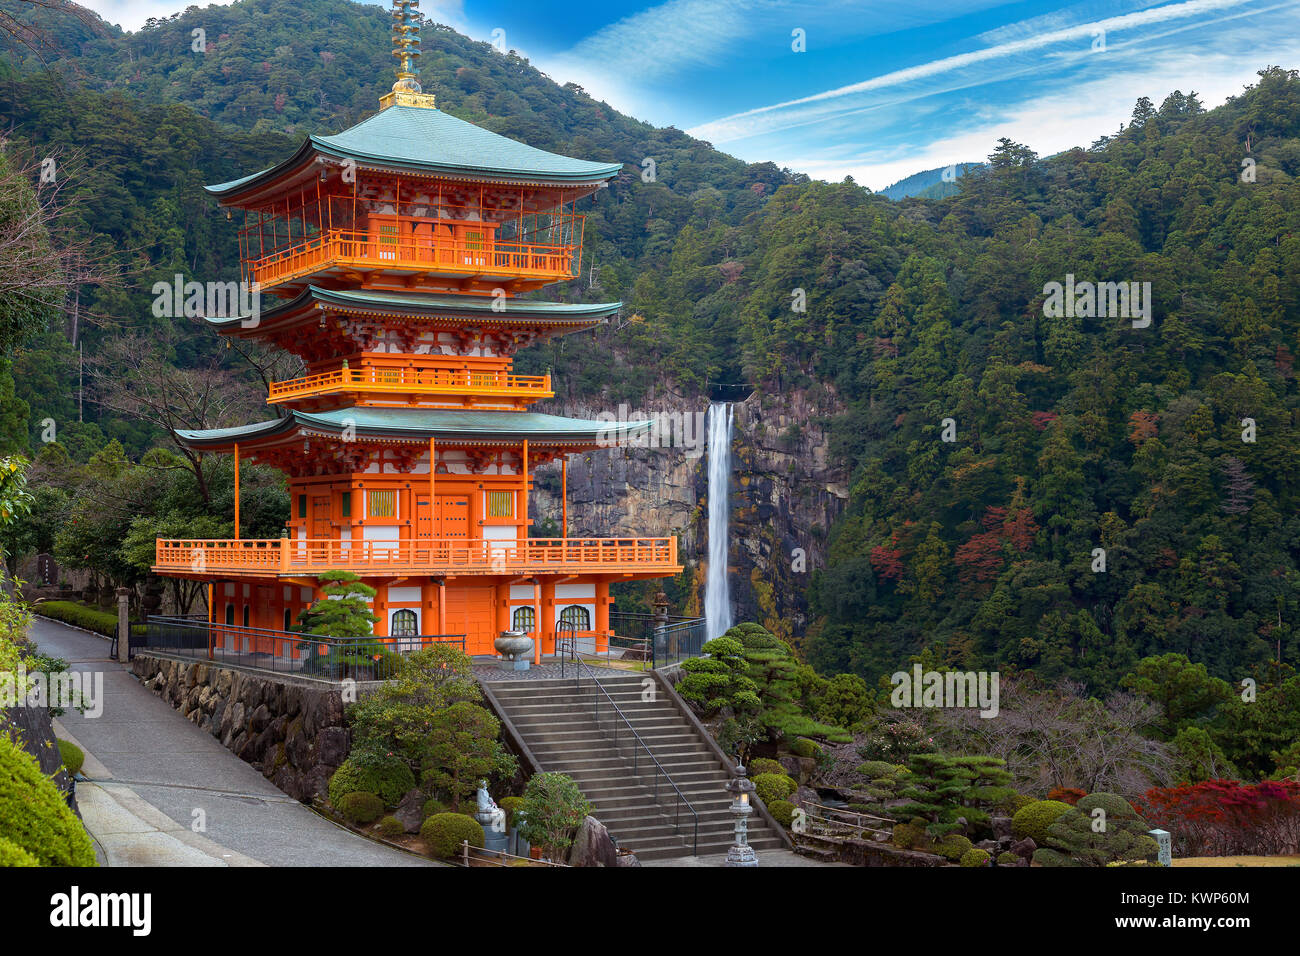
[28,617,431,867]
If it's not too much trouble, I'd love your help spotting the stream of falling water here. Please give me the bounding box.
[704,402,733,641]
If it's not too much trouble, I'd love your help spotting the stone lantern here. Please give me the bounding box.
[724,761,759,867]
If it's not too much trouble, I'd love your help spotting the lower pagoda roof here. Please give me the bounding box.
[176,407,652,451]
[205,286,621,336]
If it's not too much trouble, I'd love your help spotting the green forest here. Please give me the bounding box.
[1,0,1299,714]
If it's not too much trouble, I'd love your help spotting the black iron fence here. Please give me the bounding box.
[607,612,707,669]
[139,616,465,682]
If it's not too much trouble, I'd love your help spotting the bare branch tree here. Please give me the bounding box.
[85,330,266,503]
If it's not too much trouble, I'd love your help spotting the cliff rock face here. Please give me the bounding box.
[536,387,849,641]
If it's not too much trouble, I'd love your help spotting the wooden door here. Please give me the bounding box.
[436,496,470,538]
[444,587,496,655]
[310,495,331,539]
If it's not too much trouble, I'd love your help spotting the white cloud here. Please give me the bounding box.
[687,0,1263,144]
[775,46,1300,191]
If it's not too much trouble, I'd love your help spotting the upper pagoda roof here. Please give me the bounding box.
[176,407,652,450]
[204,286,621,333]
[206,104,624,203]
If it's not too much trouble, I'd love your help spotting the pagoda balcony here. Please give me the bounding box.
[268,366,553,406]
[248,228,581,293]
[154,536,680,578]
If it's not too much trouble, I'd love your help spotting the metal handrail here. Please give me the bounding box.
[566,629,698,857]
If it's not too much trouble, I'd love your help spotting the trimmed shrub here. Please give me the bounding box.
[768,799,796,827]
[377,815,405,838]
[498,796,525,829]
[0,835,37,866]
[891,822,930,850]
[790,737,822,759]
[336,791,384,825]
[997,851,1019,866]
[1011,799,1072,845]
[422,798,448,820]
[328,753,416,807]
[421,812,485,859]
[33,601,118,637]
[1033,793,1160,867]
[934,834,973,861]
[960,848,991,867]
[748,758,786,777]
[0,733,96,866]
[752,772,798,806]
[57,739,84,776]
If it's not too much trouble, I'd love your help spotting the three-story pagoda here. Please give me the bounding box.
[153,2,680,660]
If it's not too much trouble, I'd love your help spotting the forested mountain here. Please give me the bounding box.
[878,162,980,200]
[2,0,1300,699]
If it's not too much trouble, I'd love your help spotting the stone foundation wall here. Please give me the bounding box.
[131,655,348,803]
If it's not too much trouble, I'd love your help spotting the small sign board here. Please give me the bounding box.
[1149,828,1172,867]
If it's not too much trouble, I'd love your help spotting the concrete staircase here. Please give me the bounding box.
[485,673,787,861]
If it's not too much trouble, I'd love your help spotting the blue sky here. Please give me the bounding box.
[87,0,1300,189]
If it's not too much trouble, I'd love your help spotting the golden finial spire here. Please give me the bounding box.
[381,0,437,108]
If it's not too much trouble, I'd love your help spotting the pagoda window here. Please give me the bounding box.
[377,223,398,261]
[225,604,235,626]
[242,606,250,628]
[283,608,293,632]
[559,605,591,631]
[341,493,351,518]
[487,491,514,518]
[368,489,398,518]
[391,609,418,637]
[512,606,535,631]
[298,494,307,519]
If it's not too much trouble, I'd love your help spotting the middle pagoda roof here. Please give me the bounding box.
[203,285,622,338]
[175,407,653,452]
[206,103,625,205]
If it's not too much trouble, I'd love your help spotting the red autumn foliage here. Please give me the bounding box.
[870,545,904,581]
[1128,410,1160,445]
[1047,787,1086,806]
[1030,410,1059,430]
[954,506,1039,584]
[1136,779,1300,858]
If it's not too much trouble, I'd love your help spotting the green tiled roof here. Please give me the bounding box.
[176,408,653,447]
[204,286,621,328]
[207,104,624,196]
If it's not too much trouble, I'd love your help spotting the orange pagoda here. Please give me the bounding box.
[153,2,680,660]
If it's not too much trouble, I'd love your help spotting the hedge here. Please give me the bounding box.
[34,601,119,637]
[0,733,96,866]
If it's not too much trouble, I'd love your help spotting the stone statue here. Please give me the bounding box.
[475,780,507,836]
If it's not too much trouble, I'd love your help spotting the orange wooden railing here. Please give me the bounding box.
[268,366,553,403]
[155,536,679,575]
[248,228,581,289]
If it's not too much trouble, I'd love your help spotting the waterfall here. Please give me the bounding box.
[704,402,733,641]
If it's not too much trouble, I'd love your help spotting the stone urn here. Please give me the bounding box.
[494,631,533,671]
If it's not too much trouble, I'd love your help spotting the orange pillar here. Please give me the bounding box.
[233,443,241,540]
[521,439,529,535]
[595,580,610,654]
[429,436,435,505]
[561,457,568,538]
[532,577,541,665]
[437,579,446,635]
